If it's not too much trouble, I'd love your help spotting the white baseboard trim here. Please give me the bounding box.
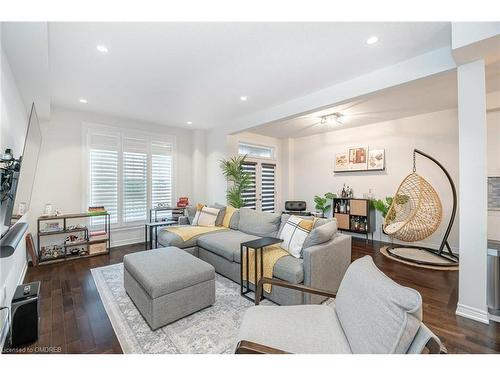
[111,237,143,248]
[0,260,28,352]
[456,303,489,324]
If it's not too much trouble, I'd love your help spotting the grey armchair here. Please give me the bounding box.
[236,256,446,354]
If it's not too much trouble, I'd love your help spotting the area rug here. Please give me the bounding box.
[91,263,276,353]
[380,246,459,271]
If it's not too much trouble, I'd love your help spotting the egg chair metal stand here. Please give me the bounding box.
[384,149,458,267]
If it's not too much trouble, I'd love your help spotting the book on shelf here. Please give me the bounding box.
[87,206,108,215]
[89,230,108,241]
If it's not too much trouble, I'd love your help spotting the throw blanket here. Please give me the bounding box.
[164,226,226,241]
[242,244,289,294]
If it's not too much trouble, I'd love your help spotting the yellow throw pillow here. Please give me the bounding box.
[222,205,237,228]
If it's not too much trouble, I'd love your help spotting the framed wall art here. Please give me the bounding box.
[334,147,385,172]
[367,149,385,171]
[334,152,349,171]
[348,147,367,171]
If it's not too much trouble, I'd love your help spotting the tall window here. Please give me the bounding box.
[86,126,174,226]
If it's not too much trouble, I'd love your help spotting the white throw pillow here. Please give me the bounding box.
[191,206,220,227]
[278,215,315,258]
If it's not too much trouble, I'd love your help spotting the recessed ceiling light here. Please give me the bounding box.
[366,36,379,45]
[79,98,88,104]
[96,45,109,53]
[186,121,193,125]
[240,96,248,101]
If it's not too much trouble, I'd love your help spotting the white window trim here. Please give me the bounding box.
[81,122,177,229]
[238,142,276,161]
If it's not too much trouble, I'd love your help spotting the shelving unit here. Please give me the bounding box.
[37,212,110,264]
[332,198,375,242]
[149,206,186,223]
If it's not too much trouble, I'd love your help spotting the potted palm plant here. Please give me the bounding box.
[219,155,252,208]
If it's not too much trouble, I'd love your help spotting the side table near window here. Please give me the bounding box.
[144,220,177,249]
[240,237,283,302]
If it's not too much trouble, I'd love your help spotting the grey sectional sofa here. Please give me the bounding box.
[157,207,351,305]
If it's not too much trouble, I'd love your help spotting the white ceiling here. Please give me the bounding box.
[48,22,452,129]
[248,60,500,139]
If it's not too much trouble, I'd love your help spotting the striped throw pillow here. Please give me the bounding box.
[279,215,316,258]
[191,205,220,227]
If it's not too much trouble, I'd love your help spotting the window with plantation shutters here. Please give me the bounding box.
[241,162,257,209]
[261,163,276,213]
[88,133,119,224]
[85,125,175,227]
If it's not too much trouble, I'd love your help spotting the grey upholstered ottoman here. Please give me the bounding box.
[123,246,215,330]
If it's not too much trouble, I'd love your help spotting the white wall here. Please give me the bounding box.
[291,109,460,250]
[0,47,30,347]
[205,127,228,204]
[29,106,197,247]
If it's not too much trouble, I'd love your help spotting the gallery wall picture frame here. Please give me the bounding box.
[334,147,385,173]
[334,152,349,171]
[348,147,368,171]
[368,149,385,171]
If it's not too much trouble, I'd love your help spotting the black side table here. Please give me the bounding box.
[144,221,177,249]
[240,237,283,302]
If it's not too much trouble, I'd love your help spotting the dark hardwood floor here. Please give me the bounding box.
[5,238,500,354]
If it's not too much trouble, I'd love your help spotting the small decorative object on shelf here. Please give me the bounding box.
[17,202,27,216]
[176,197,189,207]
[44,203,53,216]
[36,211,110,264]
[41,222,62,233]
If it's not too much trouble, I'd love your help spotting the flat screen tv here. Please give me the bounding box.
[1,103,42,236]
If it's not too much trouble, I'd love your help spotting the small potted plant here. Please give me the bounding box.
[313,192,336,218]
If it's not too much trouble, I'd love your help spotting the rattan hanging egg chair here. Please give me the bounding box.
[383,149,459,267]
[383,172,442,242]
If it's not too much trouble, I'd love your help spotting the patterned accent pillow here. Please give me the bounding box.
[278,215,316,258]
[191,205,220,227]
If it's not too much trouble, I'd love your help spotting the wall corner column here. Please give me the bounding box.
[456,59,489,324]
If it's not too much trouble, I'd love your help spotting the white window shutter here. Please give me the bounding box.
[88,133,119,224]
[123,138,148,222]
[151,141,173,211]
